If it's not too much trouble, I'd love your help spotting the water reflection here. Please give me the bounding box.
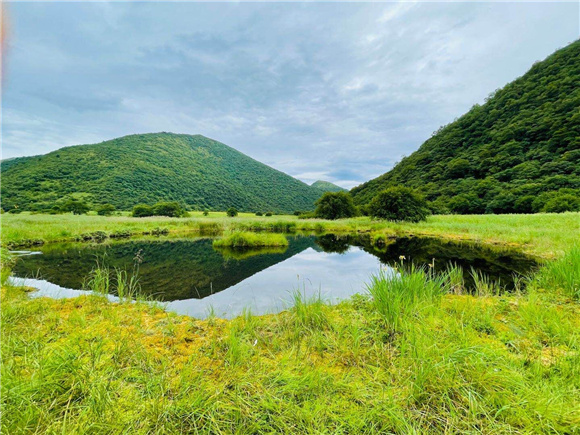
[11,235,537,318]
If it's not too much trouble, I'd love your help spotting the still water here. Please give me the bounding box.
[11,235,537,318]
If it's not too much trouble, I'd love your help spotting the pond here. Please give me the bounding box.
[11,234,538,319]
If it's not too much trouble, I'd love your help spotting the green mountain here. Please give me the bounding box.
[1,133,322,213]
[352,40,580,214]
[311,180,347,193]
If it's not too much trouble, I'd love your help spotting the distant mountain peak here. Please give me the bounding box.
[311,180,347,193]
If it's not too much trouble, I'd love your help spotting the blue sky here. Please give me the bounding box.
[2,1,578,188]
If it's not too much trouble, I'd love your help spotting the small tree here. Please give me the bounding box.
[97,204,116,216]
[255,211,263,216]
[265,212,273,217]
[368,186,428,222]
[315,192,358,220]
[227,207,238,217]
[132,204,154,217]
[62,199,90,215]
[203,209,209,216]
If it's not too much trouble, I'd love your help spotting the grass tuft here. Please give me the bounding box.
[212,231,289,248]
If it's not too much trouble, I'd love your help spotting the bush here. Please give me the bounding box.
[61,199,90,215]
[227,207,238,217]
[255,212,263,216]
[293,211,303,216]
[368,186,428,222]
[96,204,116,216]
[265,212,273,217]
[314,192,358,220]
[132,204,154,217]
[203,210,209,216]
[7,208,22,214]
[152,201,185,217]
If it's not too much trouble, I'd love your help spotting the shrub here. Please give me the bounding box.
[265,212,273,217]
[97,204,116,216]
[368,187,428,222]
[293,211,303,216]
[61,199,90,215]
[255,212,263,216]
[152,201,185,217]
[314,192,358,220]
[7,208,22,214]
[227,207,238,217]
[203,210,209,216]
[132,204,154,217]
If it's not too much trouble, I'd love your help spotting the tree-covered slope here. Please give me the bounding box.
[1,133,322,213]
[352,40,580,214]
[311,180,347,193]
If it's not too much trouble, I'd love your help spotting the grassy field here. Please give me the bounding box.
[1,213,579,433]
[2,211,579,258]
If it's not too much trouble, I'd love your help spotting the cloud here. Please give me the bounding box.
[2,1,578,188]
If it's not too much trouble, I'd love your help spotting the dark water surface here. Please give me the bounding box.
[11,235,537,318]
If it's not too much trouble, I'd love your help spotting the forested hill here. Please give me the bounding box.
[1,133,323,213]
[351,40,580,214]
[311,180,347,193]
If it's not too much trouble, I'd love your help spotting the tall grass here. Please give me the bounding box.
[289,289,329,331]
[366,265,446,332]
[533,246,580,299]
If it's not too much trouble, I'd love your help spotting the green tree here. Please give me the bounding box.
[368,187,428,222]
[226,207,238,217]
[203,210,209,216]
[96,204,116,216]
[132,204,154,217]
[315,192,358,220]
[152,201,185,217]
[62,199,90,215]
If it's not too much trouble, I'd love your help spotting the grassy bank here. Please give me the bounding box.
[2,212,579,258]
[2,248,579,433]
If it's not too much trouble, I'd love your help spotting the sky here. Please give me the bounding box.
[2,1,579,188]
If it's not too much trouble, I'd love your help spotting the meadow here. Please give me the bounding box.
[1,212,579,433]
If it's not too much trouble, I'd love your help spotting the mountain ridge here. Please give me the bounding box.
[351,40,580,214]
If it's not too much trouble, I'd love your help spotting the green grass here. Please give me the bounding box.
[366,264,446,333]
[212,231,289,248]
[3,211,579,258]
